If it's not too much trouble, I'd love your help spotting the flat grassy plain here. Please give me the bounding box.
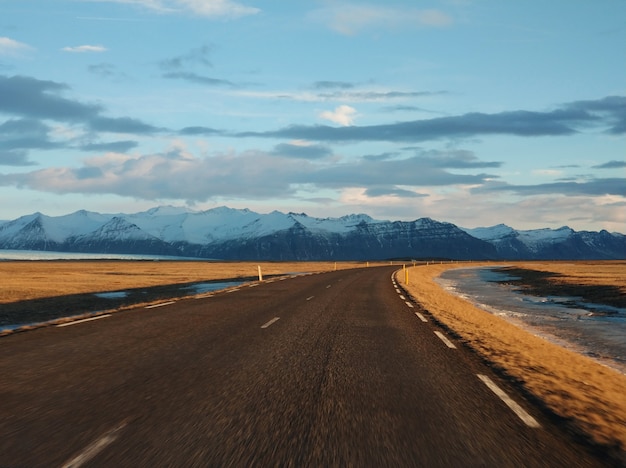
[0,261,367,304]
[400,261,626,458]
[0,261,373,331]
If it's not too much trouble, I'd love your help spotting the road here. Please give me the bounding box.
[0,266,608,467]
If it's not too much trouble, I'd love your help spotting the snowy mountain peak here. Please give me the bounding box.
[462,224,517,241]
[0,206,623,260]
[143,206,191,216]
[517,226,574,246]
[339,213,376,224]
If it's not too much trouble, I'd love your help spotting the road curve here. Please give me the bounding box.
[0,266,607,467]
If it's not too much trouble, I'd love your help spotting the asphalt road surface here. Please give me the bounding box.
[0,266,610,467]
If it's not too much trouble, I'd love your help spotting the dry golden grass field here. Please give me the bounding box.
[399,261,626,457]
[0,261,367,304]
[1,259,624,458]
[0,261,376,333]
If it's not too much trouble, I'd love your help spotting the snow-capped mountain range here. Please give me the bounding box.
[0,206,623,260]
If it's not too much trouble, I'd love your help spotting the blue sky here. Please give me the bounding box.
[0,0,624,231]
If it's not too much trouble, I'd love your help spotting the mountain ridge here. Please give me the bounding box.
[0,206,623,261]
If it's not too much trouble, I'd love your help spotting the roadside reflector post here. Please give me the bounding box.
[405,267,409,285]
[334,262,337,271]
[258,265,263,281]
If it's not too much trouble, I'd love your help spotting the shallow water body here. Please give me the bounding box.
[437,267,626,374]
[1,279,248,332]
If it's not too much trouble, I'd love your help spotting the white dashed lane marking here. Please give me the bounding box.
[145,301,176,309]
[306,296,315,301]
[477,374,541,428]
[415,312,428,322]
[261,317,280,329]
[392,271,538,429]
[61,420,128,468]
[56,315,111,328]
[434,331,457,349]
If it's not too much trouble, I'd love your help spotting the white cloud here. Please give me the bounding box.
[532,169,562,177]
[178,0,259,18]
[319,105,357,126]
[0,37,32,56]
[310,5,453,35]
[83,0,259,18]
[62,45,108,53]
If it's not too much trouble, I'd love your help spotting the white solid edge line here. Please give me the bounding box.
[477,374,541,428]
[434,331,457,349]
[61,420,127,468]
[405,301,414,308]
[56,314,111,327]
[261,317,280,329]
[145,301,176,309]
[415,312,428,322]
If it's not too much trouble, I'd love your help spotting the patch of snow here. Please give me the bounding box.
[43,210,110,242]
[462,224,516,241]
[517,226,574,247]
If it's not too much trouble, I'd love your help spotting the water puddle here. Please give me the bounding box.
[94,291,129,299]
[437,267,626,374]
[183,280,246,294]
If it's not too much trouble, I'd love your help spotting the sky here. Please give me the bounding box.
[0,0,624,232]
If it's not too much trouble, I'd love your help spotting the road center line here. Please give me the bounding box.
[405,301,414,308]
[61,420,128,468]
[261,317,280,329]
[56,315,111,327]
[306,296,315,301]
[477,374,541,428]
[145,301,176,309]
[434,331,457,349]
[415,312,428,322]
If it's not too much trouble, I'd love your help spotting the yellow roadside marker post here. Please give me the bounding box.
[258,265,263,281]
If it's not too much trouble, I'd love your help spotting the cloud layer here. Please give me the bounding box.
[240,97,626,142]
[85,0,259,18]
[1,73,623,204]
